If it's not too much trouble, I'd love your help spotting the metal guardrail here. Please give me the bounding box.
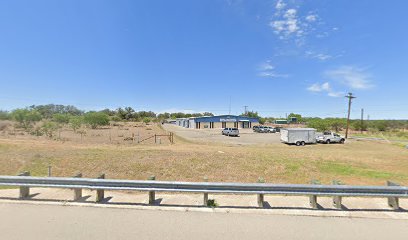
[0,173,407,210]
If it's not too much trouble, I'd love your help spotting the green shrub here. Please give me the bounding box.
[11,109,42,129]
[69,116,83,132]
[53,113,71,124]
[206,199,218,208]
[40,121,58,138]
[83,112,109,129]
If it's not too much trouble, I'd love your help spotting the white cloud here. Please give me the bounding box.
[269,2,325,42]
[276,0,286,10]
[257,60,288,78]
[327,91,344,97]
[270,8,304,38]
[307,82,344,97]
[315,53,331,61]
[305,14,317,22]
[305,51,332,61]
[325,66,374,89]
[258,61,275,71]
[307,82,330,92]
[258,72,288,78]
[284,8,297,19]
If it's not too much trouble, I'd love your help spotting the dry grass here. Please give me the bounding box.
[1,130,407,186]
[0,121,172,145]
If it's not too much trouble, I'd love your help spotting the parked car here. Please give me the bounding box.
[280,128,317,146]
[274,127,282,133]
[253,126,260,132]
[265,127,276,133]
[316,132,345,144]
[222,128,240,137]
[254,126,274,133]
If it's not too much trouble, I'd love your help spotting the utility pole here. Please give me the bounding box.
[345,93,356,139]
[360,108,364,134]
[243,106,248,115]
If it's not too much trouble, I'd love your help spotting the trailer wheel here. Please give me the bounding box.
[295,141,301,146]
[300,141,306,146]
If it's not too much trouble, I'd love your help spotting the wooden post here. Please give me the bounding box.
[387,181,400,210]
[332,180,342,209]
[148,175,156,205]
[47,165,52,177]
[309,179,320,209]
[203,177,209,206]
[73,173,83,201]
[18,171,30,198]
[96,173,105,203]
[154,134,157,144]
[257,177,265,208]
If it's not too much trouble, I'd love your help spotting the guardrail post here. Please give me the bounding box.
[18,171,30,198]
[73,172,82,201]
[257,177,265,208]
[47,165,52,177]
[387,181,400,210]
[96,173,105,203]
[332,180,342,209]
[309,179,320,209]
[148,175,156,204]
[203,177,209,206]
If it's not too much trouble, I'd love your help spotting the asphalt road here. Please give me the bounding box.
[1,203,408,240]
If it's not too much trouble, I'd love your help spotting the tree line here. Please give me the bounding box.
[0,104,216,137]
[0,105,406,134]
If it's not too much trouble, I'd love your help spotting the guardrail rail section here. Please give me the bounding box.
[0,173,407,210]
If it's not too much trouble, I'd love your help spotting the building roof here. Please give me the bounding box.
[193,115,259,122]
[282,128,316,131]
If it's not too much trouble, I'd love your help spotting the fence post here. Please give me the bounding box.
[47,165,52,177]
[309,179,320,209]
[154,134,157,144]
[73,172,83,201]
[18,171,30,198]
[257,177,265,208]
[96,173,105,203]
[203,176,209,206]
[387,181,400,210]
[332,180,342,209]
[148,175,156,204]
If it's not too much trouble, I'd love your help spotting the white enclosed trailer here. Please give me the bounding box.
[280,128,317,146]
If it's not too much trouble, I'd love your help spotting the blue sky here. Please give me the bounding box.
[0,0,407,119]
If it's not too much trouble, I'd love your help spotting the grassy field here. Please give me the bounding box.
[1,126,408,185]
[351,131,408,141]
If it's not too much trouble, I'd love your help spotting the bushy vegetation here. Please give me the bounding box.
[83,112,110,129]
[305,117,407,132]
[11,109,42,129]
[0,110,10,120]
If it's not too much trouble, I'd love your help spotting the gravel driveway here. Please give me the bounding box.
[162,124,281,145]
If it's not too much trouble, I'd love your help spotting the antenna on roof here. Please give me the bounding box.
[243,105,248,115]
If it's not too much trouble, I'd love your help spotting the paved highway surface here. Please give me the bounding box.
[1,202,407,240]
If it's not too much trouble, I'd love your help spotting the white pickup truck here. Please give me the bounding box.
[316,132,345,144]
